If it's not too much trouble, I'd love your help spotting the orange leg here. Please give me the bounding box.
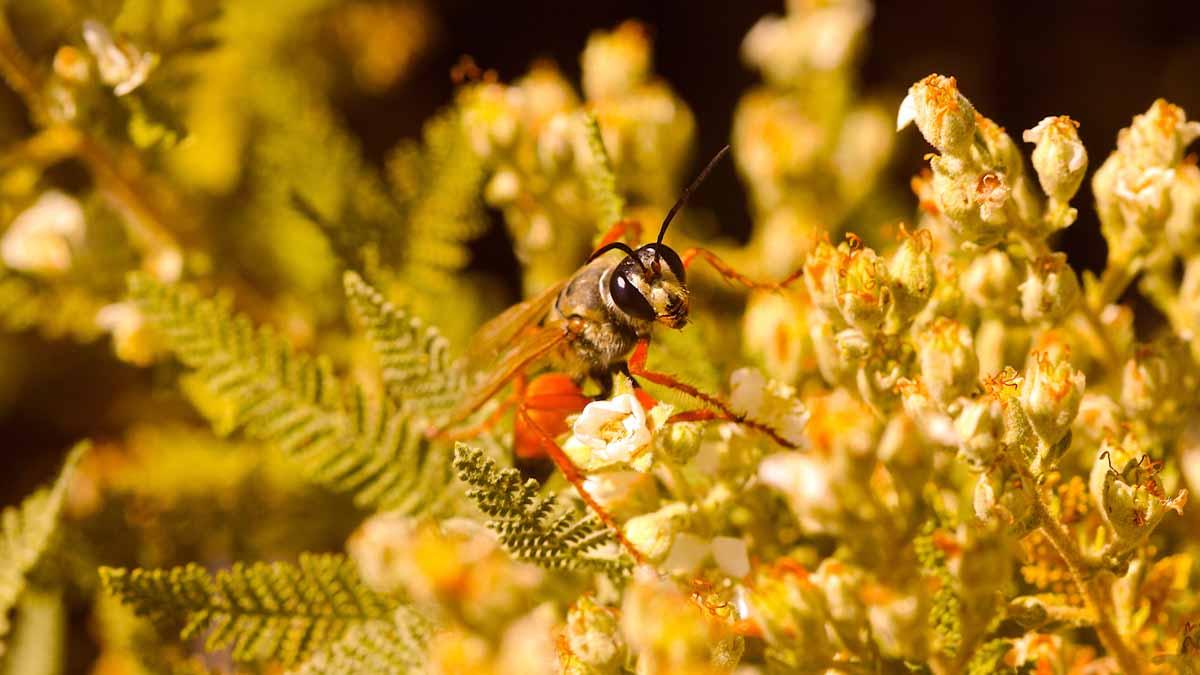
[628,339,799,449]
[681,247,803,291]
[595,218,644,249]
[516,404,646,564]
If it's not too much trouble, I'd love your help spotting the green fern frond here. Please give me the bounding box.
[389,107,487,278]
[965,638,1014,675]
[343,271,464,416]
[99,553,421,668]
[582,112,625,234]
[0,443,86,655]
[129,273,455,514]
[290,606,429,675]
[452,444,629,575]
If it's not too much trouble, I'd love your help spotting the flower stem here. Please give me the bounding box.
[1006,455,1145,674]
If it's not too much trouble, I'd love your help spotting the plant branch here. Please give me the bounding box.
[1006,453,1145,675]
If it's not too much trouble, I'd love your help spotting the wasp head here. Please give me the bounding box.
[607,243,690,329]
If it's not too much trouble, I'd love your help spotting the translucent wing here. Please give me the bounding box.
[466,279,568,372]
[443,324,569,429]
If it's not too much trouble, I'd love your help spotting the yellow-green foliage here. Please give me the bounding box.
[453,444,631,576]
[99,553,424,668]
[129,272,457,514]
[0,444,85,655]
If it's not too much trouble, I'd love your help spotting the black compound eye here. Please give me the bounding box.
[609,268,656,321]
[647,244,686,283]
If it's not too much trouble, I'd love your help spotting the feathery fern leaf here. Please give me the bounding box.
[343,271,464,416]
[99,553,421,667]
[129,273,455,514]
[388,107,487,283]
[582,112,625,234]
[0,443,86,655]
[452,444,630,575]
[290,606,429,675]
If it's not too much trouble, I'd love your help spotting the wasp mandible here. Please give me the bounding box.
[432,146,802,561]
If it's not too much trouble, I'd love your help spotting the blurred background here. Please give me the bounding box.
[3,0,1200,522]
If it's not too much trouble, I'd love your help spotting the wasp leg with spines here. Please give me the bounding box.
[515,403,647,564]
[627,339,799,449]
[680,247,803,291]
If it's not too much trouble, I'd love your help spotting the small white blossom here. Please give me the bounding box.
[82,20,159,96]
[1,190,86,277]
[730,368,809,447]
[96,302,159,366]
[565,393,653,471]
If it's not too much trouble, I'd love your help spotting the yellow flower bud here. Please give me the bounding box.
[562,595,626,672]
[1,190,86,277]
[955,396,1004,470]
[1116,98,1200,170]
[802,239,845,313]
[835,242,892,331]
[888,227,936,316]
[960,249,1018,312]
[917,318,978,409]
[1165,162,1200,255]
[581,21,651,101]
[897,74,977,157]
[1023,115,1088,204]
[1019,253,1080,323]
[1019,351,1085,447]
[623,502,690,562]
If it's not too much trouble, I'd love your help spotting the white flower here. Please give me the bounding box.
[83,20,159,96]
[1,190,86,277]
[730,368,809,447]
[96,301,160,366]
[758,451,836,531]
[567,393,653,470]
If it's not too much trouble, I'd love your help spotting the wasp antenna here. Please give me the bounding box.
[657,144,731,244]
[587,241,645,270]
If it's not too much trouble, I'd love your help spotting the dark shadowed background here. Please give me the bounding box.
[4,0,1200,502]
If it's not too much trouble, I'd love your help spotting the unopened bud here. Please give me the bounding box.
[917,318,978,409]
[52,46,90,84]
[1165,162,1200,255]
[1117,99,1200,170]
[803,239,844,313]
[1019,351,1085,447]
[581,21,651,101]
[888,228,935,316]
[623,502,689,562]
[1024,115,1088,204]
[835,244,893,331]
[955,396,1004,470]
[961,249,1018,312]
[1019,253,1080,323]
[1,190,86,277]
[897,74,977,157]
[563,595,626,671]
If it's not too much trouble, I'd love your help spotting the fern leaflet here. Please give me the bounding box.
[452,444,630,575]
[129,273,454,514]
[582,111,625,233]
[0,443,86,655]
[343,271,464,416]
[99,553,422,668]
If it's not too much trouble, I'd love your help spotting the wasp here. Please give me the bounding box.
[433,146,801,561]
